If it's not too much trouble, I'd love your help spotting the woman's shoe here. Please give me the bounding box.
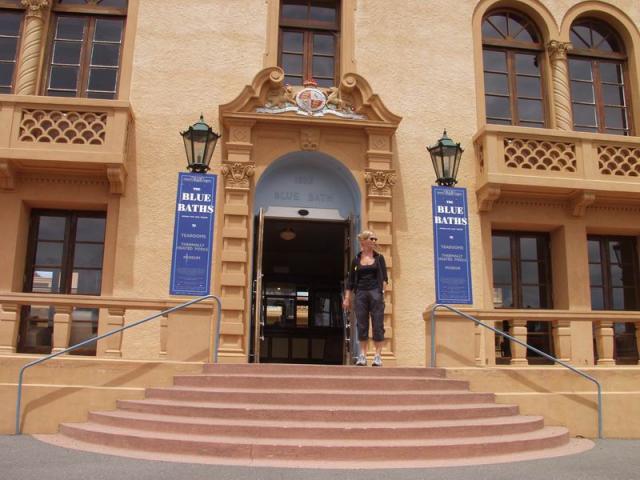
[372,354,383,367]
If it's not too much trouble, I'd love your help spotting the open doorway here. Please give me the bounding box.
[252,217,348,364]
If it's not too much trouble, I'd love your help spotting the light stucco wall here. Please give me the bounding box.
[1,0,640,367]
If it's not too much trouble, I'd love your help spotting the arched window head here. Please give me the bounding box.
[482,11,547,128]
[570,19,622,53]
[568,19,630,135]
[482,11,540,44]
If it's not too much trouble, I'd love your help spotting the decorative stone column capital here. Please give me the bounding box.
[21,0,50,19]
[364,169,396,197]
[221,162,255,190]
[547,40,572,61]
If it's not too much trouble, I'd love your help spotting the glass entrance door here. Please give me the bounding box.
[253,217,347,364]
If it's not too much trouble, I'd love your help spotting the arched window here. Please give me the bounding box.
[568,19,630,135]
[482,10,546,127]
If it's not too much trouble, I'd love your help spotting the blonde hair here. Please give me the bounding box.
[357,230,376,241]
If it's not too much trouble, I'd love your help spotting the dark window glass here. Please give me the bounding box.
[482,11,546,127]
[485,95,511,120]
[571,81,595,103]
[483,50,507,71]
[18,210,106,355]
[589,236,640,363]
[279,1,339,86]
[588,236,639,311]
[492,232,552,309]
[282,1,307,20]
[492,232,554,363]
[282,31,303,51]
[613,322,639,364]
[0,9,23,93]
[485,72,509,95]
[569,20,630,135]
[47,2,126,98]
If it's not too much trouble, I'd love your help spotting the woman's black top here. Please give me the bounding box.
[346,251,388,292]
[356,263,378,291]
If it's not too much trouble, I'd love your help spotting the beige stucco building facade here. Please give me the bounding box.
[1,0,640,438]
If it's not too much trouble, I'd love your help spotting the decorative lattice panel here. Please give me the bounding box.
[598,145,640,177]
[19,109,107,145]
[504,138,576,172]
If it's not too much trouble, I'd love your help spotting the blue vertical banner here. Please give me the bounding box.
[170,172,217,296]
[432,186,473,304]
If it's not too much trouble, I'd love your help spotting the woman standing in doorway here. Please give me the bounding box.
[343,230,388,366]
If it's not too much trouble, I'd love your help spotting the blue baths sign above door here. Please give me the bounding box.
[432,186,473,304]
[170,172,217,296]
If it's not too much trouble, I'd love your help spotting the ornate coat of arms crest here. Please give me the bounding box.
[258,79,365,120]
[296,87,327,113]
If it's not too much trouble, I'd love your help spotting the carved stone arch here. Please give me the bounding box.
[471,0,559,130]
[560,1,640,45]
[472,0,558,47]
[214,67,401,363]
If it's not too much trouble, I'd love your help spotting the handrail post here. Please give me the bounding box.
[15,294,221,435]
[212,296,222,363]
[430,306,437,368]
[428,303,604,439]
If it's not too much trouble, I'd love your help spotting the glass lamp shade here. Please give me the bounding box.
[427,130,464,187]
[181,115,220,173]
[280,227,296,241]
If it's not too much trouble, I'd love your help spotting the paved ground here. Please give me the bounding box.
[2,435,639,480]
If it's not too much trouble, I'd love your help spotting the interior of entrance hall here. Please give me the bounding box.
[255,218,348,364]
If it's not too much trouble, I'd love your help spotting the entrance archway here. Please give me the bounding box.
[216,67,400,364]
[252,152,361,364]
[254,151,361,220]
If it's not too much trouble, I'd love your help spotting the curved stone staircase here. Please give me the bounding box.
[37,363,593,468]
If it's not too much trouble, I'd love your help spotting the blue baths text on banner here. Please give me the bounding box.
[170,172,217,296]
[432,186,473,304]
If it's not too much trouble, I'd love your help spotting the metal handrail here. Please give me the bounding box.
[15,294,222,435]
[429,303,603,439]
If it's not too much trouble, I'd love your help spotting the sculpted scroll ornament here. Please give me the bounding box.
[364,170,396,197]
[547,41,572,61]
[266,85,295,109]
[221,163,255,189]
[21,0,49,18]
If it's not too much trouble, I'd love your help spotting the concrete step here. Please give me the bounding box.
[45,363,589,467]
[173,373,469,391]
[145,386,496,405]
[202,363,447,377]
[87,410,545,439]
[58,421,570,461]
[116,398,520,422]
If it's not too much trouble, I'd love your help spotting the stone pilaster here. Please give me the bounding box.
[547,41,573,131]
[594,321,615,366]
[15,0,50,95]
[0,303,20,354]
[364,127,396,357]
[51,305,73,354]
[219,120,255,360]
[510,319,529,365]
